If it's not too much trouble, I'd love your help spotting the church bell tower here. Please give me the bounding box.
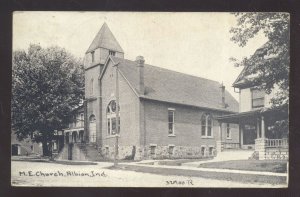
[83,23,124,145]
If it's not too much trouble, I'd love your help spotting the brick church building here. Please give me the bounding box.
[81,23,241,160]
[58,23,240,161]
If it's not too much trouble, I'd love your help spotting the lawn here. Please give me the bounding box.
[199,160,288,173]
[107,164,287,185]
[140,158,213,166]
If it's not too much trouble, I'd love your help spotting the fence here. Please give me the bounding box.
[265,138,288,148]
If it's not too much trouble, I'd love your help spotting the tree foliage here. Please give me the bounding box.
[230,12,289,108]
[12,44,84,156]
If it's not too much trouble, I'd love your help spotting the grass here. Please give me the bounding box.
[199,160,288,173]
[107,164,287,185]
[141,158,213,166]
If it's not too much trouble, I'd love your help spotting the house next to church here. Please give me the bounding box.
[216,46,289,160]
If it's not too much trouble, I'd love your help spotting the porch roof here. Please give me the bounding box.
[216,109,261,124]
[216,106,288,124]
[63,127,84,133]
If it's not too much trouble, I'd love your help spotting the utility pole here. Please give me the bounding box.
[114,63,120,167]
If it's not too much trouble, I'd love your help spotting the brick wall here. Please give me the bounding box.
[84,48,124,68]
[143,100,238,145]
[101,59,140,147]
[141,99,239,158]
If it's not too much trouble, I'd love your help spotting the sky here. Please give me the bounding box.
[13,12,268,100]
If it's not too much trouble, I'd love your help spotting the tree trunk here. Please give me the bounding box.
[49,142,53,160]
[42,140,49,157]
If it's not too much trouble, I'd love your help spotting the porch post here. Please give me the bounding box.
[257,118,260,139]
[70,132,72,143]
[219,122,222,141]
[261,116,265,138]
[64,132,66,144]
[240,125,243,146]
[77,131,80,142]
[216,122,223,154]
[57,133,60,150]
[239,124,243,148]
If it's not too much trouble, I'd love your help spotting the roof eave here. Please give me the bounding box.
[139,96,238,113]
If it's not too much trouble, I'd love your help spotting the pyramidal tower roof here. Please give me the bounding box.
[86,23,124,54]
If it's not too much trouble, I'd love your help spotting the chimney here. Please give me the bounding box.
[220,82,226,108]
[136,56,145,94]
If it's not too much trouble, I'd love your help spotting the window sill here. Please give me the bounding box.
[106,135,120,139]
[201,136,213,139]
[226,138,232,140]
[168,134,176,137]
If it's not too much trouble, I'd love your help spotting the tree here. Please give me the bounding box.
[12,44,84,156]
[230,13,289,109]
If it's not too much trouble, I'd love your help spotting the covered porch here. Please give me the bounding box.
[216,108,288,160]
[64,128,85,144]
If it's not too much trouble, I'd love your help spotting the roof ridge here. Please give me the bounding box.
[86,23,124,54]
[110,56,238,112]
[112,56,222,85]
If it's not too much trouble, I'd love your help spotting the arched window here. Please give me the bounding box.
[106,100,120,135]
[90,78,94,96]
[201,113,213,137]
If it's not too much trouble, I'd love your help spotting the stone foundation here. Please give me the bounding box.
[100,145,143,160]
[255,138,266,160]
[144,145,216,160]
[100,145,216,160]
[265,148,288,160]
[255,138,288,160]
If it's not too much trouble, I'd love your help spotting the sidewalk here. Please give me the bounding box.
[182,150,254,167]
[120,162,287,177]
[115,161,287,185]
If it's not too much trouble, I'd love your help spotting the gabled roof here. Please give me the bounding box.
[86,23,124,54]
[110,56,239,112]
[232,42,269,88]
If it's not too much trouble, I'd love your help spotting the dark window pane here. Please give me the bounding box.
[169,146,174,154]
[201,147,205,156]
[91,51,95,62]
[168,111,173,122]
[109,51,116,56]
[207,126,212,136]
[108,119,111,134]
[207,118,212,126]
[227,124,230,138]
[151,146,156,154]
[118,118,120,133]
[252,98,264,108]
[111,117,116,133]
[168,123,173,134]
[111,101,116,112]
[201,126,206,136]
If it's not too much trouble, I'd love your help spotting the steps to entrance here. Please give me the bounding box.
[56,143,105,161]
